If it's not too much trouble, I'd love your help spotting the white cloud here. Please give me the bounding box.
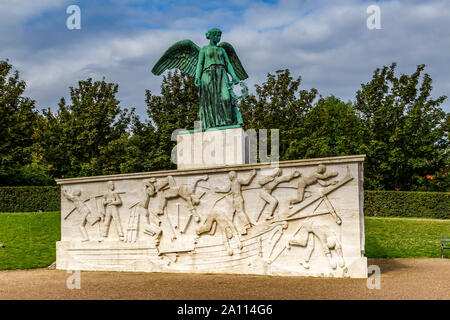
[1,0,448,117]
[0,0,67,25]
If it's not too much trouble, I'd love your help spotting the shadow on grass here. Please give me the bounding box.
[365,237,412,274]
[365,236,388,258]
[367,258,411,274]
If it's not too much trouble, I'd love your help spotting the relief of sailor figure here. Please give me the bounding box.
[214,170,256,235]
[255,168,300,222]
[101,181,125,241]
[196,206,243,256]
[154,175,208,222]
[289,164,338,207]
[62,188,103,242]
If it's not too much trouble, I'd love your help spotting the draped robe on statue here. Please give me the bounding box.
[198,46,243,129]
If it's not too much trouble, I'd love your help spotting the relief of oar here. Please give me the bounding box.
[165,207,177,241]
[287,167,352,218]
[181,214,193,234]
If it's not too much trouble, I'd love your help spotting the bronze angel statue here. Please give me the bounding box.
[151,28,248,129]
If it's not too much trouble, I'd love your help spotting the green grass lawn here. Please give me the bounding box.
[365,217,450,258]
[0,211,60,270]
[0,212,449,270]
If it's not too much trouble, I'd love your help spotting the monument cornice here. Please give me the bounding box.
[56,154,366,185]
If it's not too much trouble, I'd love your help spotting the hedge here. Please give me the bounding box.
[364,191,449,219]
[0,187,448,219]
[0,186,60,212]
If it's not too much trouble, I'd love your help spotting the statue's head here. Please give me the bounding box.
[317,164,326,174]
[107,180,115,191]
[73,189,81,197]
[206,28,222,44]
[228,170,236,180]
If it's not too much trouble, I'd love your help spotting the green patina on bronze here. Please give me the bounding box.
[178,124,242,135]
[151,28,248,130]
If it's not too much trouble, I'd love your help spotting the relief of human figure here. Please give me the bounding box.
[255,168,300,222]
[62,188,102,242]
[101,181,125,241]
[288,221,345,270]
[289,164,338,207]
[264,221,288,263]
[215,169,256,235]
[140,178,163,245]
[155,175,208,222]
[196,206,242,256]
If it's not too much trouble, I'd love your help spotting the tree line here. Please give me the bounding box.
[0,59,448,191]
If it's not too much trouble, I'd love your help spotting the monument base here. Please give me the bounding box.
[176,125,248,170]
[56,241,367,277]
[56,155,367,278]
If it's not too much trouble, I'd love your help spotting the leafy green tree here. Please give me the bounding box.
[117,113,159,173]
[286,96,364,159]
[141,70,199,170]
[14,61,447,193]
[36,78,133,178]
[239,70,364,162]
[239,69,318,160]
[355,63,449,190]
[0,60,39,186]
[16,162,54,186]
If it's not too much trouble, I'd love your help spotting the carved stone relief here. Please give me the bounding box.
[56,156,367,278]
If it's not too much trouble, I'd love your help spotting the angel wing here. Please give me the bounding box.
[151,40,200,77]
[219,42,249,81]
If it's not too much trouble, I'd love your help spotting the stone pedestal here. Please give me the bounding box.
[176,126,248,170]
[55,155,368,278]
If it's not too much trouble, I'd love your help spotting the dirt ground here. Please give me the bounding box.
[0,259,449,300]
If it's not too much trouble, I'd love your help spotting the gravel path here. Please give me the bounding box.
[0,259,449,300]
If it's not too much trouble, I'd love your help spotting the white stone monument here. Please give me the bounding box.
[56,154,368,278]
[176,125,248,170]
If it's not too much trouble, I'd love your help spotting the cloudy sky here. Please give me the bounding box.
[1,0,449,117]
